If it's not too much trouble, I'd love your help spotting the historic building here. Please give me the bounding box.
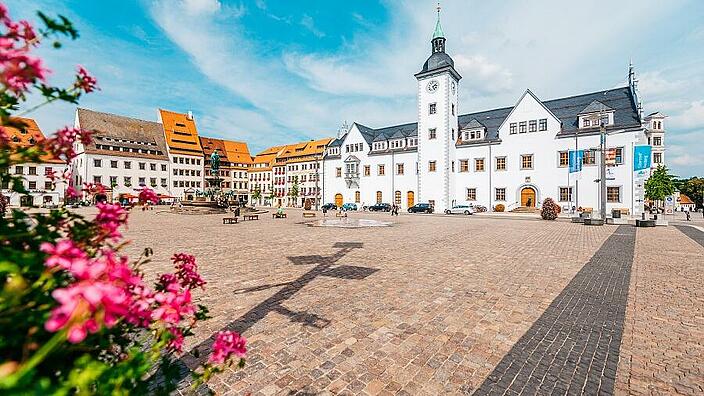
[72,108,171,202]
[159,109,204,200]
[249,145,285,207]
[1,117,69,207]
[322,12,665,216]
[199,136,252,203]
[277,138,331,207]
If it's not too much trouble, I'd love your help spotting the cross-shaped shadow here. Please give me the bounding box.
[160,241,378,391]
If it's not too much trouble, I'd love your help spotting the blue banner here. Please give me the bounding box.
[569,150,584,173]
[633,145,651,171]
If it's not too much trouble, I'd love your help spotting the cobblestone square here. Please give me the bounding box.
[115,209,703,395]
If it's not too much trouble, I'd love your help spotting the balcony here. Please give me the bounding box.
[344,171,360,188]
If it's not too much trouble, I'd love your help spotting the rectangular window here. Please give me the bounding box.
[28,166,36,175]
[529,120,537,132]
[429,128,437,140]
[161,178,167,186]
[466,188,477,201]
[378,165,385,176]
[475,158,485,172]
[519,121,527,133]
[150,163,156,171]
[653,137,662,146]
[396,163,404,175]
[429,103,437,115]
[558,151,569,167]
[110,160,118,168]
[15,166,23,174]
[452,103,455,116]
[509,123,517,134]
[364,165,370,176]
[653,152,662,164]
[173,157,178,163]
[109,176,117,186]
[45,181,53,190]
[161,164,167,171]
[428,161,436,172]
[173,181,178,187]
[124,177,131,185]
[124,161,131,169]
[495,188,506,201]
[93,175,102,184]
[583,119,591,127]
[138,177,145,185]
[336,167,342,177]
[459,159,469,172]
[94,159,102,167]
[29,181,37,189]
[496,156,506,171]
[615,147,623,165]
[539,118,548,131]
[559,187,573,202]
[583,149,596,165]
[521,154,533,169]
[607,186,621,203]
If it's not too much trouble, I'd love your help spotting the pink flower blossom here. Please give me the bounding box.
[172,253,205,290]
[167,327,184,353]
[43,127,91,162]
[74,65,98,93]
[209,331,247,364]
[151,288,194,325]
[40,239,89,272]
[65,186,79,199]
[138,187,158,205]
[0,49,47,93]
[95,202,127,238]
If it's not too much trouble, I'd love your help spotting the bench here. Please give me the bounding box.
[242,214,259,221]
[614,208,630,215]
[335,212,347,218]
[272,213,287,219]
[222,217,238,224]
[302,212,316,218]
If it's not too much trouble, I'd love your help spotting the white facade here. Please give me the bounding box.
[286,160,322,207]
[322,14,664,217]
[169,153,203,200]
[2,162,68,206]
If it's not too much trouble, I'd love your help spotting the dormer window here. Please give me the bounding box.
[372,141,387,151]
[463,130,482,141]
[583,119,591,127]
[408,138,418,147]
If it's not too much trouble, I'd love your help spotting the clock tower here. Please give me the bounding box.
[414,6,461,213]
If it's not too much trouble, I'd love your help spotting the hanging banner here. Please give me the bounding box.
[569,150,584,173]
[633,145,651,171]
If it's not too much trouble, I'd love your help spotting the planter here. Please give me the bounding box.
[584,218,604,226]
[635,219,656,228]
[571,216,584,223]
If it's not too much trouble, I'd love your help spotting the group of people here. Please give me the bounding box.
[390,204,400,216]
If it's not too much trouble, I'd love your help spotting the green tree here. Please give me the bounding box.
[645,165,676,209]
[251,186,261,202]
[289,176,299,203]
[675,176,704,209]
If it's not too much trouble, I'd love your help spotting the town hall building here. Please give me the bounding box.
[322,11,665,216]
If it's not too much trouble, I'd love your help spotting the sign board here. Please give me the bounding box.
[665,195,675,214]
[569,150,584,173]
[633,145,652,171]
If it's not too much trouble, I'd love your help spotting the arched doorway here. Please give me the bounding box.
[407,191,414,207]
[354,191,360,203]
[334,193,343,207]
[521,187,536,207]
[394,191,402,206]
[376,191,382,204]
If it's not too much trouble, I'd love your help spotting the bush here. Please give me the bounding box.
[0,4,244,393]
[540,197,560,220]
[494,204,505,212]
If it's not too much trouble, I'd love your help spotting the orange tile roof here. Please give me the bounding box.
[199,136,229,163]
[159,109,204,156]
[3,117,64,163]
[223,140,252,164]
[679,194,694,205]
[277,138,333,162]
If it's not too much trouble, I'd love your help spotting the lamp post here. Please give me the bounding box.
[315,154,320,211]
[599,120,607,219]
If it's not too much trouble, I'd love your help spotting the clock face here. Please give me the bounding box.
[426,80,439,93]
[451,82,456,95]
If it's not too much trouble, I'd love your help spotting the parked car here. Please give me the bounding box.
[321,203,337,211]
[408,203,434,213]
[368,203,392,212]
[341,203,358,211]
[445,204,474,215]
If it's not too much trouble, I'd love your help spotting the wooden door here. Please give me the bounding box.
[334,193,343,207]
[521,188,536,207]
[407,191,414,208]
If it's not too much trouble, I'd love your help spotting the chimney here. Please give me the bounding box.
[187,110,193,120]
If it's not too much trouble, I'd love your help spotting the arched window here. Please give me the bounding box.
[355,191,360,203]
[376,191,382,204]
[395,191,402,205]
[407,191,415,207]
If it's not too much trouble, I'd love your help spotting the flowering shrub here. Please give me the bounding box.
[0,3,244,393]
[494,204,505,212]
[540,197,560,220]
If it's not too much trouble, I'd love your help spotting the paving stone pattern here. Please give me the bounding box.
[674,225,704,248]
[473,225,636,396]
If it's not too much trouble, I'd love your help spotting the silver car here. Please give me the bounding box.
[445,204,475,215]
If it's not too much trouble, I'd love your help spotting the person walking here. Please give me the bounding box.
[685,210,691,221]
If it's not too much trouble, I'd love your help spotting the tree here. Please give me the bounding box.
[645,165,676,209]
[251,186,261,202]
[289,176,299,205]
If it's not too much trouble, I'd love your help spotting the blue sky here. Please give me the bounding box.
[7,0,704,177]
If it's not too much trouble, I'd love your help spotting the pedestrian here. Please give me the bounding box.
[685,210,691,221]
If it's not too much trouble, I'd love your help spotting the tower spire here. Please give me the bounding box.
[433,2,445,39]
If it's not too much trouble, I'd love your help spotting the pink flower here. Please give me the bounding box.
[66,186,79,199]
[151,288,194,325]
[40,239,89,272]
[43,127,91,162]
[138,187,158,205]
[172,253,205,290]
[95,202,127,238]
[167,327,184,353]
[74,65,98,93]
[209,330,247,364]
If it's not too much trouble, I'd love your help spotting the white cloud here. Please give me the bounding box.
[181,0,221,16]
[638,71,688,98]
[669,100,704,129]
[453,55,513,95]
[300,14,325,38]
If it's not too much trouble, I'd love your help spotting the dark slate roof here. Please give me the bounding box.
[345,86,641,148]
[579,100,613,114]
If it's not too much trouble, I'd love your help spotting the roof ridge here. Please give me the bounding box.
[78,107,161,126]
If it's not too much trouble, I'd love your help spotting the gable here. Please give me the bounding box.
[497,90,561,138]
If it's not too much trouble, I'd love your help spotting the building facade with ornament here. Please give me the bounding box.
[322,12,666,216]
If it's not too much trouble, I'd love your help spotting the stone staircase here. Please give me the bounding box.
[510,206,540,213]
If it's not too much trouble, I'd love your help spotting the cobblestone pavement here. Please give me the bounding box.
[108,208,703,395]
[674,225,704,248]
[473,226,635,395]
[615,226,704,395]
